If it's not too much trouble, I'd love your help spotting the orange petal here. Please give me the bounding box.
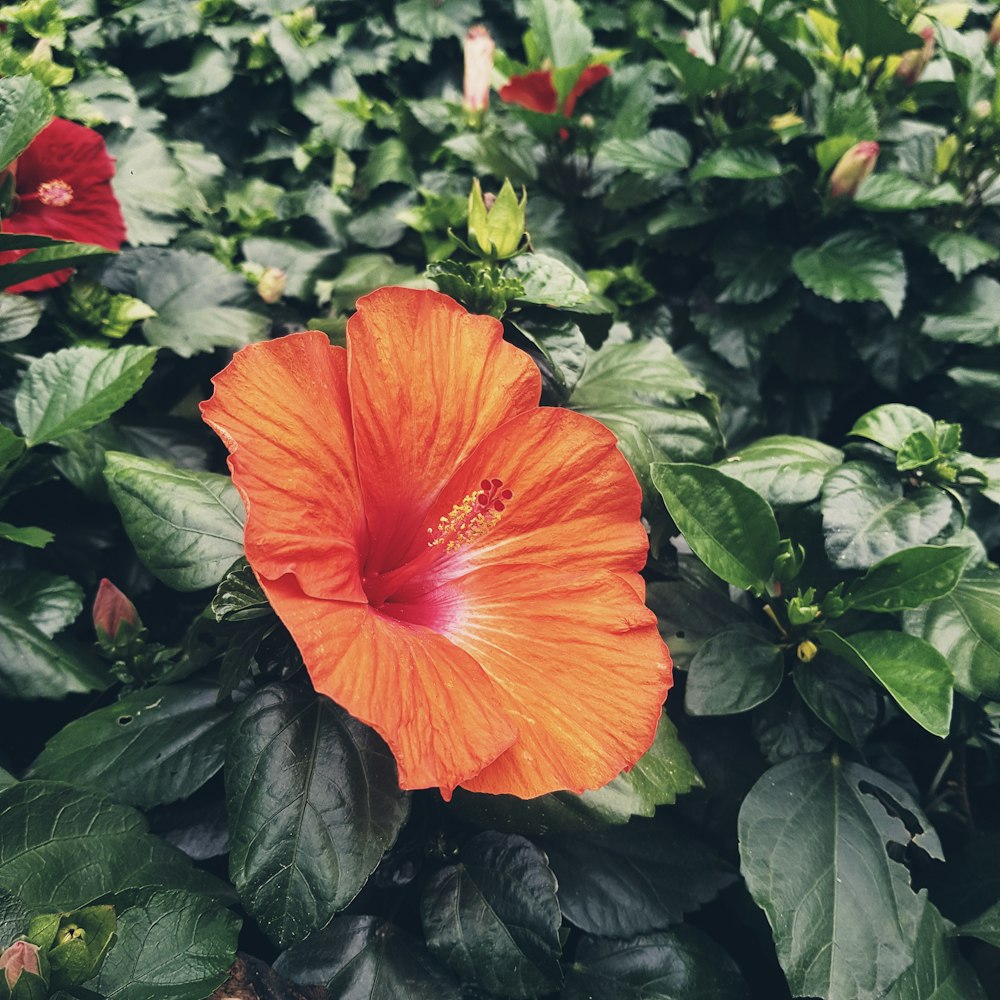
[347,287,540,577]
[263,574,518,796]
[398,406,647,587]
[201,331,365,601]
[433,565,672,798]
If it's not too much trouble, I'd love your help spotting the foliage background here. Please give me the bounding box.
[2,0,1000,998]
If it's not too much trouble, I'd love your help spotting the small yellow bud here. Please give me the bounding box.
[796,640,818,663]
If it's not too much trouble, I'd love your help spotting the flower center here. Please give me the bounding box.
[427,478,513,555]
[37,178,74,207]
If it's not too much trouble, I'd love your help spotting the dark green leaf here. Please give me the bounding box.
[600,130,691,177]
[275,917,460,1000]
[957,902,1000,950]
[511,317,587,397]
[226,684,409,948]
[715,435,843,505]
[922,276,1000,346]
[90,888,239,1000]
[0,572,82,637]
[902,569,1000,699]
[162,44,235,98]
[0,782,226,910]
[0,424,23,471]
[925,230,1000,281]
[421,832,562,998]
[0,244,115,290]
[854,174,961,212]
[739,755,939,1000]
[651,463,780,593]
[562,927,749,1000]
[830,0,923,56]
[0,888,29,945]
[104,452,245,592]
[0,296,44,343]
[15,346,157,447]
[0,77,54,172]
[792,655,878,747]
[792,232,906,317]
[821,462,954,570]
[544,817,737,937]
[819,629,953,736]
[690,146,782,182]
[0,523,52,549]
[845,545,967,612]
[848,403,934,451]
[28,681,232,809]
[507,253,603,312]
[685,626,784,715]
[529,0,593,67]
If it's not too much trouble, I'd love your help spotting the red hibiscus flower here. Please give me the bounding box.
[0,117,126,294]
[201,287,672,799]
[500,63,611,116]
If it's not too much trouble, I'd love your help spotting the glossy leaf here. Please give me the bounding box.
[28,680,232,809]
[0,571,83,638]
[925,230,1000,281]
[848,404,935,451]
[715,435,843,505]
[421,832,562,998]
[685,626,784,715]
[0,296,44,343]
[792,655,878,747]
[104,452,245,592]
[226,684,409,948]
[601,130,692,177]
[15,345,157,447]
[854,174,961,211]
[844,545,968,612]
[0,76,54,172]
[0,244,115,290]
[923,276,1000,346]
[830,0,923,55]
[651,463,780,593]
[690,146,782,182]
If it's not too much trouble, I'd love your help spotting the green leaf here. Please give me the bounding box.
[685,626,784,715]
[715,435,843,505]
[0,782,226,910]
[844,546,968,612]
[0,571,83,637]
[0,77,55,172]
[739,755,940,1000]
[162,43,235,98]
[902,569,1000,699]
[507,253,604,313]
[0,887,29,945]
[544,817,737,937]
[600,130,691,177]
[848,403,935,451]
[854,173,962,211]
[923,275,1000,346]
[28,681,232,809]
[104,249,269,357]
[821,462,954,570]
[925,230,1000,281]
[226,684,409,949]
[0,424,23,471]
[0,603,107,700]
[421,832,562,998]
[0,243,115,290]
[528,0,593,67]
[562,927,749,1000]
[712,241,792,305]
[104,452,245,592]
[651,463,780,593]
[0,523,53,549]
[275,917,460,1000]
[793,655,879,747]
[792,232,906,317]
[90,888,240,1000]
[819,629,953,737]
[0,296,44,343]
[510,317,587,398]
[957,902,1000,950]
[15,345,157,447]
[690,146,783,182]
[830,0,923,56]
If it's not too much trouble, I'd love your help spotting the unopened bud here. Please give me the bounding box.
[463,25,495,113]
[895,26,935,86]
[829,140,879,198]
[796,640,818,663]
[467,177,527,259]
[93,579,140,642]
[0,942,42,990]
[257,266,286,304]
[990,11,1000,45]
[972,98,992,120]
[579,113,595,129]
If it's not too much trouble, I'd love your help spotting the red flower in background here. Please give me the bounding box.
[0,117,126,294]
[202,287,671,800]
[500,63,611,116]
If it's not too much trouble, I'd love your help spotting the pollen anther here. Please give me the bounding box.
[429,477,512,554]
[37,178,74,207]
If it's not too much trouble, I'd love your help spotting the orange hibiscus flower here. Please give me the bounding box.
[201,287,671,799]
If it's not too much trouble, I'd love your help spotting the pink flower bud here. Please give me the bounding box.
[256,267,286,304]
[990,12,1000,45]
[463,25,494,113]
[93,578,139,641]
[895,26,935,86]
[0,942,41,989]
[829,141,880,198]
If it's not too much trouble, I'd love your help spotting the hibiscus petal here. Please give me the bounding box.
[498,70,560,114]
[201,331,367,601]
[347,287,540,576]
[563,63,611,116]
[433,565,672,798]
[402,406,647,585]
[263,574,518,796]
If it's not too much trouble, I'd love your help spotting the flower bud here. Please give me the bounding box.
[796,640,818,663]
[467,177,527,259]
[92,579,140,642]
[257,266,287,304]
[0,942,42,991]
[829,140,879,198]
[463,25,494,113]
[972,98,992,120]
[990,11,1000,45]
[895,26,935,87]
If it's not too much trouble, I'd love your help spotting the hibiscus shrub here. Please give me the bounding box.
[2,0,1000,998]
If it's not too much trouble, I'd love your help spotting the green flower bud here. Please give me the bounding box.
[467,178,527,260]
